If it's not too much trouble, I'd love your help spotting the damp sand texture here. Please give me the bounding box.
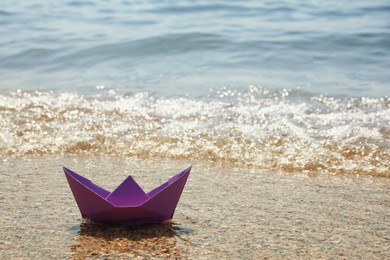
[1,157,389,259]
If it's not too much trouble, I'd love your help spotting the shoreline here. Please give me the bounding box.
[1,156,389,258]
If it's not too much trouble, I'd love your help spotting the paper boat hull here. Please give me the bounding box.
[84,208,169,225]
[64,167,191,224]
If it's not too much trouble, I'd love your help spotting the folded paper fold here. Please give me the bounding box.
[64,166,191,224]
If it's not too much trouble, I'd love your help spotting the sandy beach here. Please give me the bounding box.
[1,156,389,259]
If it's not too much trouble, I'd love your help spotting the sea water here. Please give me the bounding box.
[0,0,389,176]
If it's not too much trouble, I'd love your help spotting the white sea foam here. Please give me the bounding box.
[0,88,388,176]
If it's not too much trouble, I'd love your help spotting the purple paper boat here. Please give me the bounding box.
[64,166,191,224]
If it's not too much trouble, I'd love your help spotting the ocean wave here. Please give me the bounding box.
[0,33,228,72]
[0,87,388,177]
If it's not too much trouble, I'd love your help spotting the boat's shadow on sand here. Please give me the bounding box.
[69,220,193,258]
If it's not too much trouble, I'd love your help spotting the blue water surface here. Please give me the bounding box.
[0,0,389,97]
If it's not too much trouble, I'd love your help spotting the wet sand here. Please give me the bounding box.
[1,156,389,259]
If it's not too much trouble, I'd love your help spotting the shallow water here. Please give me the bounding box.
[1,157,389,258]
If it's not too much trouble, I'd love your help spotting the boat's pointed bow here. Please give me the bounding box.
[63,167,112,217]
[143,166,191,219]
